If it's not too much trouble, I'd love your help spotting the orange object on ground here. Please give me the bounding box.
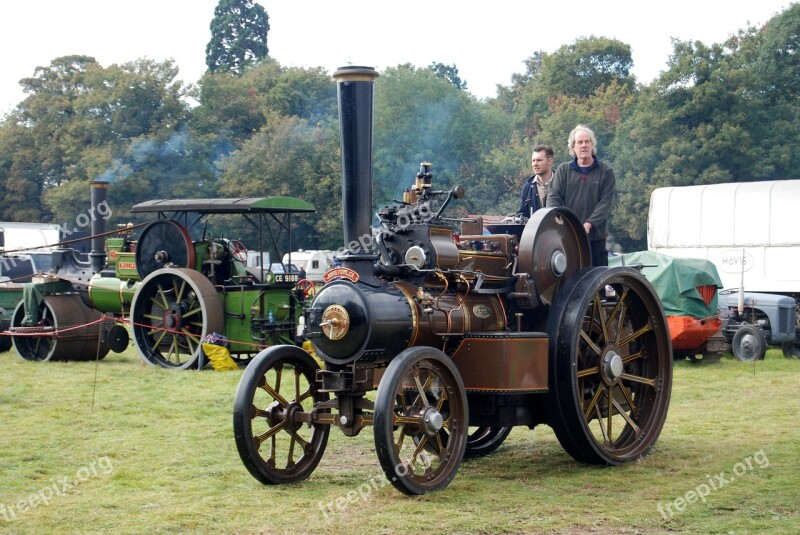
[667,315,722,352]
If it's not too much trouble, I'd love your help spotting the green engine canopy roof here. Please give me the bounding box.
[131,196,315,215]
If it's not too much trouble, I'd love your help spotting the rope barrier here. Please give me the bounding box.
[0,313,279,353]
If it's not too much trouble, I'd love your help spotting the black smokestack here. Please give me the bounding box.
[333,66,379,269]
[89,180,109,273]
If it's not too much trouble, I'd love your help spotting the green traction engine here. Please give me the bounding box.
[5,181,316,370]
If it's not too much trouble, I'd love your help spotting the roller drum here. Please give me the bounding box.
[11,294,110,361]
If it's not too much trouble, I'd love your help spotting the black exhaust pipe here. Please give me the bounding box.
[333,66,379,277]
[89,180,109,273]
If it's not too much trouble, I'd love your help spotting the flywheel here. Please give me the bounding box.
[517,207,591,306]
[135,220,195,279]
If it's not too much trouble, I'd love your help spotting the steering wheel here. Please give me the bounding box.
[227,240,248,263]
[296,278,317,299]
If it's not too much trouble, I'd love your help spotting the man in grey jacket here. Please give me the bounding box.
[547,124,615,266]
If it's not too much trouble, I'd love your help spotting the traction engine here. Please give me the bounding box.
[5,185,314,369]
[233,66,673,495]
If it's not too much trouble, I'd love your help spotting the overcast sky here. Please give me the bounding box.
[1,0,794,115]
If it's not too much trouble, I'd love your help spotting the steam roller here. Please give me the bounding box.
[11,294,110,362]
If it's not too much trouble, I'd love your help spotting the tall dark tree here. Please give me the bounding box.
[206,0,269,75]
[428,62,467,90]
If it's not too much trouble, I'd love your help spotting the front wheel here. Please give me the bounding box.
[11,295,110,362]
[374,347,468,495]
[731,326,767,361]
[233,345,330,485]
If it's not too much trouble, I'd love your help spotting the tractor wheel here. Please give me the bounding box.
[731,325,767,361]
[233,345,330,485]
[131,267,223,369]
[547,266,673,465]
[374,347,468,495]
[782,341,800,359]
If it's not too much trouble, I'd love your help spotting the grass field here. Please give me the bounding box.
[1,345,798,534]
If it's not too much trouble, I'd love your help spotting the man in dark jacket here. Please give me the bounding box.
[547,125,615,266]
[517,145,555,217]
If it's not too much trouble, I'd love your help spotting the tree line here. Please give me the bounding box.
[0,1,797,252]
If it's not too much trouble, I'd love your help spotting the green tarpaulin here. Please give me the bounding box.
[609,251,722,318]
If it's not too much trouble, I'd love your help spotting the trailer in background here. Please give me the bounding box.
[0,222,63,252]
[282,250,336,283]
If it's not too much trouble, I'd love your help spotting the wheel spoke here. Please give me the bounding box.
[394,414,419,425]
[255,421,285,445]
[617,323,653,347]
[615,382,638,412]
[593,402,609,444]
[621,350,643,364]
[179,328,199,353]
[412,435,430,466]
[434,429,446,451]
[285,428,310,452]
[583,387,604,421]
[145,326,164,345]
[435,389,447,412]
[611,396,640,435]
[576,365,600,378]
[260,382,289,407]
[151,288,169,310]
[413,371,433,407]
[174,278,186,301]
[166,336,178,361]
[620,372,656,387]
[578,329,604,357]
[182,305,203,320]
[592,296,611,344]
[606,289,628,337]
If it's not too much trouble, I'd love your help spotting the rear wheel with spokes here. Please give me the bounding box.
[131,268,223,369]
[547,267,673,465]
